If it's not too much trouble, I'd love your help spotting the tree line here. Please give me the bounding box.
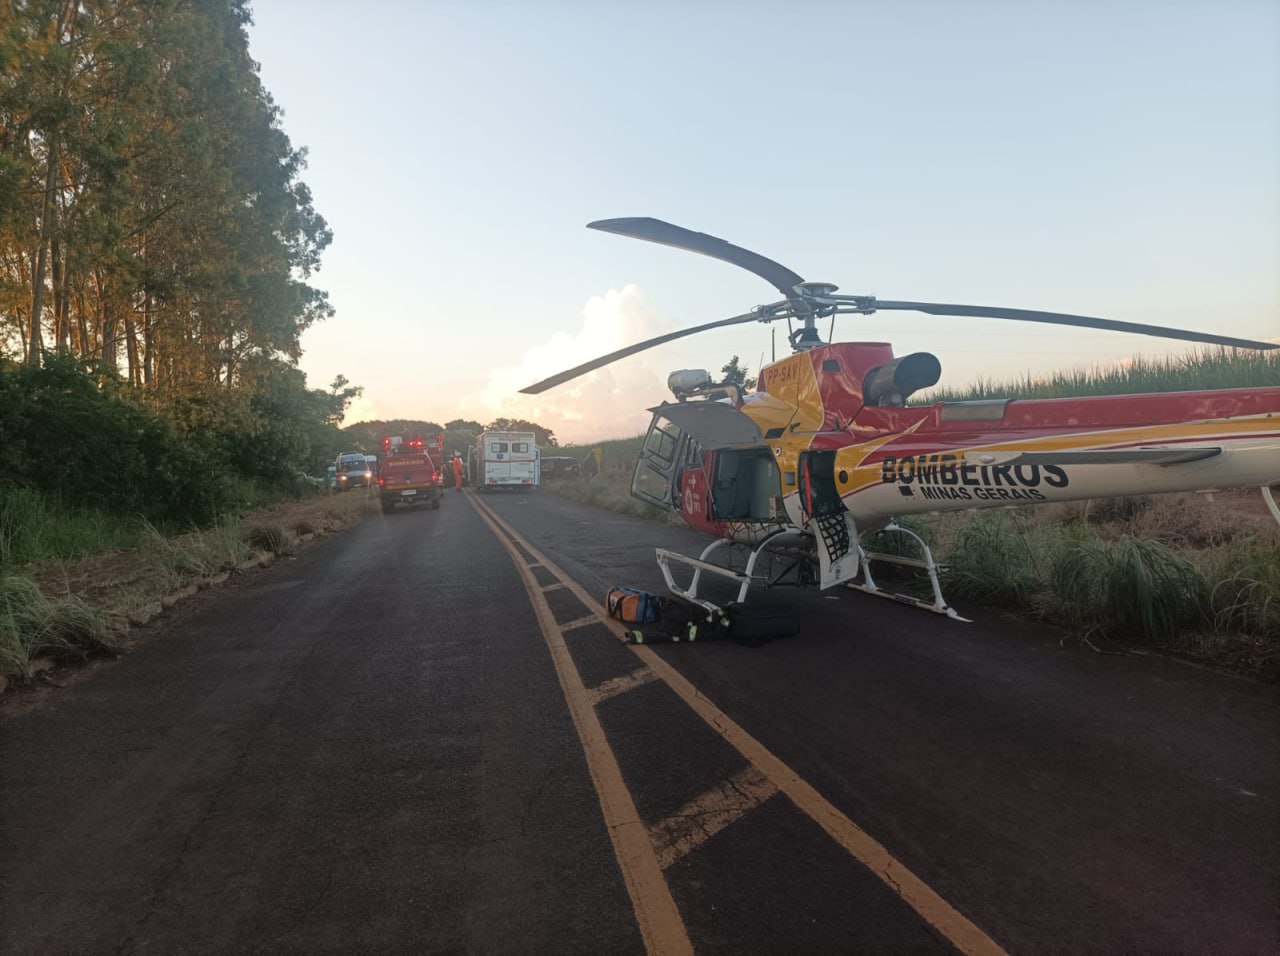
[0,1,353,530]
[2,0,330,386]
[342,418,559,463]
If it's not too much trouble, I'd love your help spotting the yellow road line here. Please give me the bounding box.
[587,668,660,706]
[467,491,692,956]
[560,614,603,633]
[540,582,567,594]
[635,644,1004,956]
[649,768,778,871]
[469,491,1008,956]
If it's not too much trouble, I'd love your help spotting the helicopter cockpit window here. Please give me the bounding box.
[632,415,686,509]
[633,461,673,504]
[642,417,681,465]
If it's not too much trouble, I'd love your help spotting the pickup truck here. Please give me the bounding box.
[378,441,442,513]
[334,451,373,491]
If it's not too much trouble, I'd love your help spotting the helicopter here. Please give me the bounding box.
[522,218,1280,619]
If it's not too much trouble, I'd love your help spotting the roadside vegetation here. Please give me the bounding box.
[920,346,1279,402]
[546,348,1280,681]
[2,491,377,684]
[0,4,378,689]
[0,356,373,684]
[554,436,675,521]
[915,501,1279,680]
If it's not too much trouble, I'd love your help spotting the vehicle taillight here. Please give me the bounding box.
[379,477,385,486]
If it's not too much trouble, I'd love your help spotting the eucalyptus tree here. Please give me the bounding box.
[107,0,333,396]
[0,0,333,406]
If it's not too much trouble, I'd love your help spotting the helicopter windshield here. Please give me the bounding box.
[632,415,684,507]
[632,402,766,511]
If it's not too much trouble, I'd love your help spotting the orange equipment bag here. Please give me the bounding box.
[604,587,663,624]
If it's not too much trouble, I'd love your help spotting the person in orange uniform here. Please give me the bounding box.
[452,452,464,492]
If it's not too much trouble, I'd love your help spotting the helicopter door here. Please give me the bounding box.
[632,402,764,511]
[797,451,861,590]
[631,414,690,510]
[709,448,781,521]
[645,401,763,449]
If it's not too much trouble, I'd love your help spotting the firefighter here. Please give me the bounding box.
[452,452,464,491]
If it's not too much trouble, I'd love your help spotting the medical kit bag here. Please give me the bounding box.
[604,586,664,624]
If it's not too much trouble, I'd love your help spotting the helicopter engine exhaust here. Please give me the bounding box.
[862,352,942,406]
[668,368,713,399]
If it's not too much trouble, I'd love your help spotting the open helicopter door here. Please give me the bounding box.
[631,402,763,510]
[797,451,861,590]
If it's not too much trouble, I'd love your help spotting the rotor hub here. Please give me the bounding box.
[789,325,826,350]
[796,281,839,296]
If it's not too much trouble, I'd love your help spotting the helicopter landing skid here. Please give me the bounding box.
[851,522,970,622]
[1263,484,1280,528]
[655,531,801,614]
[655,526,969,622]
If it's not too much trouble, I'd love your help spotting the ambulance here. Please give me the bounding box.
[471,431,539,492]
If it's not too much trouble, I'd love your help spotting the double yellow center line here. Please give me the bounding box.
[469,490,1006,956]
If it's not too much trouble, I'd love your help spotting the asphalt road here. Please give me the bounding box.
[2,488,1276,954]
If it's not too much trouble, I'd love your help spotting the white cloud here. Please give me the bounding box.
[460,285,685,444]
[340,391,385,426]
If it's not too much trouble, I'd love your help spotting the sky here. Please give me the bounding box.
[246,0,1280,444]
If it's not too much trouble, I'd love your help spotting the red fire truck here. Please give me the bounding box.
[378,435,444,513]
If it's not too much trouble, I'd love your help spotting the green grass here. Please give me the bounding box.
[1045,535,1211,643]
[558,436,646,479]
[0,488,139,567]
[549,474,674,521]
[0,476,307,571]
[919,347,1279,403]
[246,521,296,557]
[0,476,378,683]
[139,519,255,590]
[1199,538,1280,641]
[547,435,680,522]
[926,500,1278,675]
[0,575,114,679]
[939,512,1051,606]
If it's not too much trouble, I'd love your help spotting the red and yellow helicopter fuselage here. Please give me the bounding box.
[662,342,1280,543]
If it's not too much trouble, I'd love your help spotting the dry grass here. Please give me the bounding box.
[0,576,114,680]
[3,490,378,685]
[929,491,1279,677]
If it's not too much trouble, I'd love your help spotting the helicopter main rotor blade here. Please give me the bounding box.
[872,301,1279,351]
[519,307,770,394]
[588,218,806,299]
